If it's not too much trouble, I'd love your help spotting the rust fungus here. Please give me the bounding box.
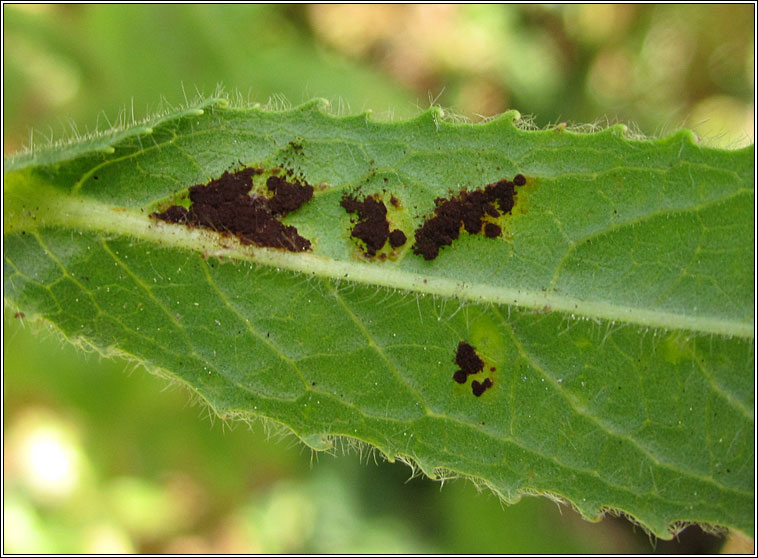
[472,378,494,397]
[152,167,313,252]
[452,341,484,384]
[452,342,495,396]
[341,193,407,257]
[412,175,525,260]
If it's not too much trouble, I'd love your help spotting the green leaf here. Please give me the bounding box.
[4,98,754,538]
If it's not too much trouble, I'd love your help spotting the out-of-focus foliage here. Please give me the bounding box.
[3,4,753,154]
[3,4,752,553]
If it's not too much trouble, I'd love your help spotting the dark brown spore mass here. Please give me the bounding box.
[341,194,407,257]
[153,205,189,223]
[472,378,493,397]
[266,175,314,216]
[152,167,313,252]
[412,176,520,260]
[452,341,485,383]
[388,229,407,248]
[453,369,469,384]
[484,223,501,239]
[513,173,526,186]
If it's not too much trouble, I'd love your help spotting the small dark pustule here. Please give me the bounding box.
[456,342,484,374]
[452,342,496,395]
[388,229,407,248]
[151,167,313,252]
[472,378,493,397]
[13,312,25,319]
[452,370,468,384]
[453,342,487,385]
[484,223,501,239]
[513,174,526,186]
[341,193,405,257]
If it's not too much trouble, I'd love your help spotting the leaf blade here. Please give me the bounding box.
[4,99,754,538]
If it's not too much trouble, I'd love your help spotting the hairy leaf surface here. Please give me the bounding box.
[4,99,754,537]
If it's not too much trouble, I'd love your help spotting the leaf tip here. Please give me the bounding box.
[299,98,331,113]
[429,105,445,119]
[674,127,699,145]
[505,109,522,122]
[609,123,628,136]
[415,105,445,129]
[301,432,334,451]
[490,109,522,128]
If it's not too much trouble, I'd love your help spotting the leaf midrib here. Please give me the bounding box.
[7,185,753,339]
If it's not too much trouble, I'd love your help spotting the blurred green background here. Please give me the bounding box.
[3,4,754,553]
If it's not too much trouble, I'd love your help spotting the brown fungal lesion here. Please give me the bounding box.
[452,341,495,397]
[412,174,527,261]
[340,192,407,258]
[151,166,314,252]
[471,378,493,397]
